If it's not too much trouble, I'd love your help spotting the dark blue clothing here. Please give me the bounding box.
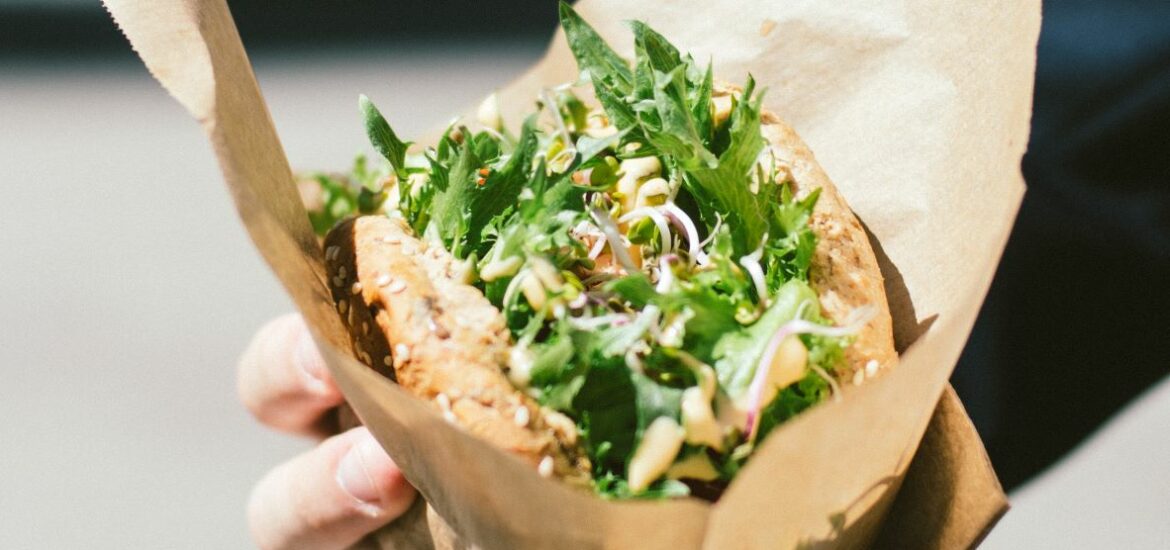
[953,0,1170,489]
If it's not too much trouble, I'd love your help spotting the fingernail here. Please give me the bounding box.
[336,430,387,517]
[295,327,328,385]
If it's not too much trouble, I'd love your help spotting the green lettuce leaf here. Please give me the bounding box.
[428,119,539,256]
[682,78,772,255]
[712,280,820,401]
[360,95,411,178]
[558,1,633,93]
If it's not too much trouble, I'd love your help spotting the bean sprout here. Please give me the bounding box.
[743,305,876,439]
[660,202,709,265]
[619,207,675,254]
[588,206,639,274]
[739,246,768,305]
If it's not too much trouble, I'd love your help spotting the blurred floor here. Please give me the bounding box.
[0,43,542,549]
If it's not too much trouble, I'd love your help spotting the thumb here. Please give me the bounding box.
[248,427,417,550]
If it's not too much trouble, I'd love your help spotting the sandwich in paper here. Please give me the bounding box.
[306,3,896,500]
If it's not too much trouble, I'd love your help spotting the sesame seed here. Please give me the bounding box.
[387,280,407,294]
[337,300,348,315]
[865,360,879,378]
[338,266,347,278]
[428,318,451,339]
[443,410,458,424]
[852,369,865,386]
[359,350,372,365]
[394,343,411,362]
[351,282,363,295]
[383,355,392,367]
[435,393,451,411]
[537,456,554,478]
[361,321,369,335]
[376,274,392,287]
[348,307,356,327]
[332,276,343,288]
[325,246,339,260]
[382,236,401,245]
[513,406,530,427]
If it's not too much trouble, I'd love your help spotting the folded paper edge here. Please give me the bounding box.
[871,385,1009,549]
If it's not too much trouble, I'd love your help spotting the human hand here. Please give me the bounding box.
[238,314,417,550]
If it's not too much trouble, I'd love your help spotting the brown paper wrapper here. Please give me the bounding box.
[104,0,1039,547]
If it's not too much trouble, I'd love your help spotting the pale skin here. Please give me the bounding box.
[238,313,418,550]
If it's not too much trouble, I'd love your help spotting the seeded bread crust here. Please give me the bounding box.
[324,216,591,484]
[724,83,898,379]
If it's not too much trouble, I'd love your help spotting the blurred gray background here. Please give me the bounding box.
[1,0,1167,548]
[0,49,536,545]
[0,2,548,547]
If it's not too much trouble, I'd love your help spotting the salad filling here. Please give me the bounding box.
[308,3,875,499]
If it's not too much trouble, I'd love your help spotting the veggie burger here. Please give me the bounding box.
[307,3,896,500]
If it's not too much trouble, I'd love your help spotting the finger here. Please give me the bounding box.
[248,426,418,550]
[238,313,344,436]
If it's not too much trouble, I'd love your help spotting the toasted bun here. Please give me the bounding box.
[720,82,898,380]
[324,216,591,484]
